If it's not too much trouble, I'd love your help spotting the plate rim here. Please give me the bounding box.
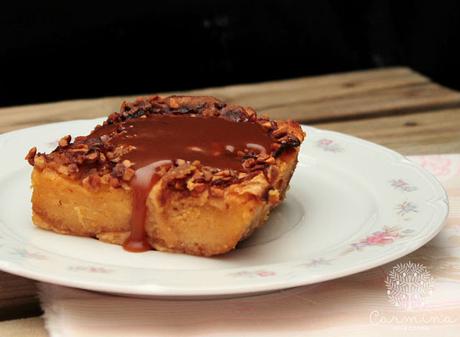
[0,119,449,298]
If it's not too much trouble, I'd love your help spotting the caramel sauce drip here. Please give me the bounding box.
[89,115,274,252]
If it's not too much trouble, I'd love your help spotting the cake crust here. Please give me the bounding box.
[27,96,305,256]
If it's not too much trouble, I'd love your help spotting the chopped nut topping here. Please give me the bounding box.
[68,163,79,174]
[99,152,107,163]
[272,125,288,138]
[100,135,110,143]
[169,99,180,109]
[264,156,276,165]
[112,162,127,178]
[122,168,135,181]
[24,95,305,194]
[261,121,273,130]
[242,158,256,169]
[69,144,89,153]
[85,151,99,162]
[82,174,101,189]
[122,160,134,168]
[58,135,71,148]
[202,170,213,181]
[25,147,37,165]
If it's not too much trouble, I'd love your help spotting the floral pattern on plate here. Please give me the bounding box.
[347,226,415,253]
[390,179,417,192]
[228,270,277,278]
[316,138,343,152]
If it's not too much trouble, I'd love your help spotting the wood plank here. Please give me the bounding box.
[0,272,41,321]
[314,108,460,155]
[0,317,47,337]
[183,66,431,108]
[262,82,460,122]
[2,67,459,133]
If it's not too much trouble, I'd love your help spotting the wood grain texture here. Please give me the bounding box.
[263,83,460,123]
[0,273,41,320]
[0,317,47,337]
[0,67,459,325]
[1,67,460,133]
[316,109,460,155]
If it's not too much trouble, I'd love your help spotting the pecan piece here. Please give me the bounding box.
[242,158,256,169]
[272,125,288,138]
[58,135,72,148]
[82,174,101,189]
[68,163,79,174]
[264,156,276,165]
[85,151,99,162]
[122,168,135,181]
[25,147,37,166]
[112,162,126,178]
[122,160,134,168]
[69,144,89,153]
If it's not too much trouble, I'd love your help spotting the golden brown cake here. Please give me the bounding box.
[25,96,305,256]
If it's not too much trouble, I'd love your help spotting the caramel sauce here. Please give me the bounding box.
[122,160,171,252]
[89,115,273,252]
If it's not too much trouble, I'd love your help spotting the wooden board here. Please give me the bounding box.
[316,108,460,155]
[0,274,41,321]
[0,66,459,323]
[1,67,460,133]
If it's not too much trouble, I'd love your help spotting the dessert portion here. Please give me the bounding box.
[26,96,305,256]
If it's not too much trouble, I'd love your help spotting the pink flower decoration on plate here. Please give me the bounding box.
[319,139,333,145]
[347,226,414,253]
[68,266,113,273]
[316,138,343,152]
[11,248,47,260]
[228,270,276,278]
[256,271,276,277]
[390,179,417,192]
[365,231,397,245]
[396,201,418,216]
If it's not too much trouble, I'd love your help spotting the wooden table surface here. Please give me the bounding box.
[0,67,459,328]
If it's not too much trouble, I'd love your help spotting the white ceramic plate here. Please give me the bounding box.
[0,119,448,298]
